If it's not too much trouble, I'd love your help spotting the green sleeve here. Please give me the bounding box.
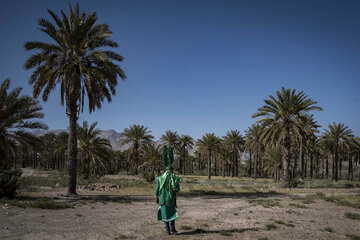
[176,183,180,192]
[155,181,160,198]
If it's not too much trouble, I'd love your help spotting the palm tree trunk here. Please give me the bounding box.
[183,148,187,175]
[208,150,212,180]
[335,144,339,181]
[222,161,225,177]
[299,136,304,178]
[249,148,252,177]
[310,152,313,179]
[332,155,335,180]
[67,98,78,196]
[339,158,342,180]
[260,146,263,177]
[179,147,183,174]
[214,154,217,176]
[348,155,353,181]
[325,156,328,179]
[235,149,238,177]
[282,129,291,184]
[254,145,258,179]
[134,143,139,175]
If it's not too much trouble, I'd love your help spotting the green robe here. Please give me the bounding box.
[155,172,181,222]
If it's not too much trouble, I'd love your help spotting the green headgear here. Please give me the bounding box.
[162,146,174,170]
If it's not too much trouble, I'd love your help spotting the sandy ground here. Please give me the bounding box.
[1,187,360,240]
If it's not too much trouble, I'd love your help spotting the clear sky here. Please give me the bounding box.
[0,0,359,140]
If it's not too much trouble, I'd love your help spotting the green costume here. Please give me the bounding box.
[155,146,182,222]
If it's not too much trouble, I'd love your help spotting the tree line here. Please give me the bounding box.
[0,4,359,198]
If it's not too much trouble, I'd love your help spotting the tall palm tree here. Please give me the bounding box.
[160,130,179,148]
[55,131,69,169]
[252,87,322,184]
[138,142,162,181]
[347,137,360,181]
[77,121,112,179]
[120,124,154,174]
[245,124,265,178]
[263,145,283,181]
[223,130,244,177]
[178,134,194,174]
[321,123,353,181]
[197,133,220,179]
[24,4,126,195]
[295,114,320,178]
[0,79,47,169]
[39,133,57,169]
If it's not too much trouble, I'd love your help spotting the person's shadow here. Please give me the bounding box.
[176,227,259,236]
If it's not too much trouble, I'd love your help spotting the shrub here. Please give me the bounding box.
[346,233,360,240]
[0,169,22,198]
[265,223,277,230]
[344,212,360,220]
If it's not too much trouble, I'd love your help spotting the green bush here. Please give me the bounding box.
[0,169,22,198]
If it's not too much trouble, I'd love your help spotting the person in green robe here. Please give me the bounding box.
[155,146,182,235]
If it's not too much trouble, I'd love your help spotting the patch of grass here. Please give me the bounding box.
[286,209,300,215]
[180,225,192,230]
[324,227,334,233]
[248,199,282,208]
[258,238,270,240]
[275,220,284,224]
[289,203,307,209]
[219,231,232,236]
[0,198,73,209]
[315,193,360,209]
[344,212,360,220]
[75,213,82,217]
[274,220,295,227]
[265,223,278,230]
[300,179,360,189]
[346,233,360,240]
[233,213,238,216]
[201,223,209,227]
[285,223,295,227]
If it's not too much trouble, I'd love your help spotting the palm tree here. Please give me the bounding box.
[263,145,283,181]
[39,133,57,169]
[24,4,126,195]
[347,137,360,181]
[160,130,179,148]
[223,130,244,177]
[0,79,47,169]
[77,121,112,179]
[245,124,265,178]
[321,123,353,181]
[178,134,194,174]
[217,143,231,177]
[294,114,320,178]
[138,142,162,181]
[252,87,322,184]
[197,133,221,179]
[120,124,154,174]
[55,131,69,169]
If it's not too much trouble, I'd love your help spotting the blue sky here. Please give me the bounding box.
[0,0,359,139]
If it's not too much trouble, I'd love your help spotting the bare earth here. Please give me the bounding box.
[1,187,360,240]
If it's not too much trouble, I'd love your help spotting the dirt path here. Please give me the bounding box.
[1,190,360,240]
